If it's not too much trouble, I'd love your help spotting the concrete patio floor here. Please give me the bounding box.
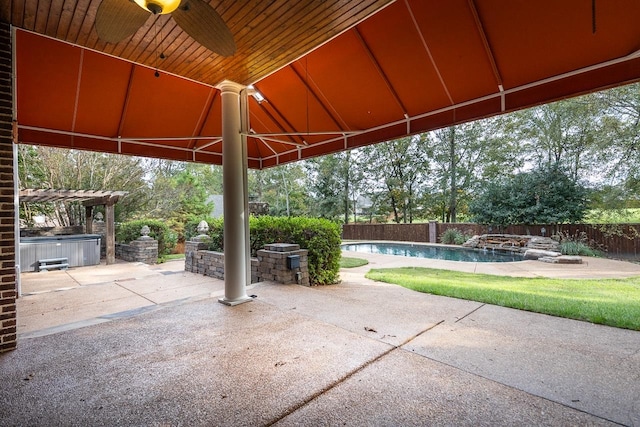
[1,254,640,425]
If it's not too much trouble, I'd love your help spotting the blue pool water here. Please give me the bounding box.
[342,242,523,262]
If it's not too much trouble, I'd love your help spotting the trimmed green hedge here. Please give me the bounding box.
[199,216,341,286]
[116,219,177,256]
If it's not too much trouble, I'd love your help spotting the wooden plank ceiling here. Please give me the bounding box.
[4,0,391,86]
[4,0,640,169]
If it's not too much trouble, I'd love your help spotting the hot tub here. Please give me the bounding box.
[19,234,102,272]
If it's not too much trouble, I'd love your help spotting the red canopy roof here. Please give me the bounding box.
[12,0,640,168]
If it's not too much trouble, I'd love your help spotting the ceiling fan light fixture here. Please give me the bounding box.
[133,0,181,15]
[96,0,235,56]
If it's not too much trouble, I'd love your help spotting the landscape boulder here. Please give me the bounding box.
[523,249,561,260]
[526,236,561,252]
[538,255,583,264]
[463,234,560,254]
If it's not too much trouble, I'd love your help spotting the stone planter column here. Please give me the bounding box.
[257,243,310,286]
[115,226,158,264]
[185,222,211,274]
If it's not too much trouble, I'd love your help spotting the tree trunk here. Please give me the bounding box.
[353,195,357,223]
[408,183,413,223]
[280,168,290,217]
[402,201,407,223]
[343,154,350,224]
[390,194,400,223]
[448,127,457,223]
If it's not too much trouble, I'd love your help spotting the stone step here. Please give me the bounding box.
[538,255,583,264]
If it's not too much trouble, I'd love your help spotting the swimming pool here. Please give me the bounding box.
[342,242,523,262]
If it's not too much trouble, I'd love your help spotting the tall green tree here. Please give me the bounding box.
[305,151,365,222]
[516,95,604,182]
[18,145,149,225]
[596,82,640,192]
[306,154,345,220]
[361,137,428,223]
[248,163,309,216]
[421,117,520,222]
[470,165,589,227]
[144,161,213,239]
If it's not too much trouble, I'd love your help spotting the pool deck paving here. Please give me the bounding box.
[1,252,639,426]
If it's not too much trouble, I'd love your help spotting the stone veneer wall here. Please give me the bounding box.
[116,237,158,264]
[0,23,16,353]
[257,243,310,286]
[185,240,260,283]
[93,221,107,257]
[185,241,310,286]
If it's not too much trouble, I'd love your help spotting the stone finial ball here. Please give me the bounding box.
[197,220,210,234]
[141,225,150,237]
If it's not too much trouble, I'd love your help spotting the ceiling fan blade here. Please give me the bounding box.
[95,0,150,44]
[173,0,236,57]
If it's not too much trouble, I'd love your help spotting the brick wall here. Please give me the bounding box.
[0,22,16,353]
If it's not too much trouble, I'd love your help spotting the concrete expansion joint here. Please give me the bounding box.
[113,281,156,305]
[22,278,132,295]
[400,323,623,427]
[397,320,445,348]
[454,303,486,323]
[63,270,82,287]
[264,342,398,427]
[22,286,75,296]
[265,321,445,426]
[20,291,215,340]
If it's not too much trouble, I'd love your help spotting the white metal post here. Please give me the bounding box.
[240,88,251,286]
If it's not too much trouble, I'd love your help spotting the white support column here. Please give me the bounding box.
[217,80,252,306]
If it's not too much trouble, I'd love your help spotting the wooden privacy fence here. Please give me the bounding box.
[342,222,640,259]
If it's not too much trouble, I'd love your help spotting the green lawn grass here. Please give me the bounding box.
[340,257,369,268]
[366,267,640,330]
[161,253,186,262]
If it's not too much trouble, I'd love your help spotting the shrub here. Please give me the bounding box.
[440,228,469,245]
[254,216,342,285]
[116,219,177,256]
[196,216,341,285]
[470,165,589,226]
[555,231,604,257]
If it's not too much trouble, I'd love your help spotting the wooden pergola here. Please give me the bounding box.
[19,189,127,265]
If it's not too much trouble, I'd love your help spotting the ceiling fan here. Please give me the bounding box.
[95,0,236,57]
